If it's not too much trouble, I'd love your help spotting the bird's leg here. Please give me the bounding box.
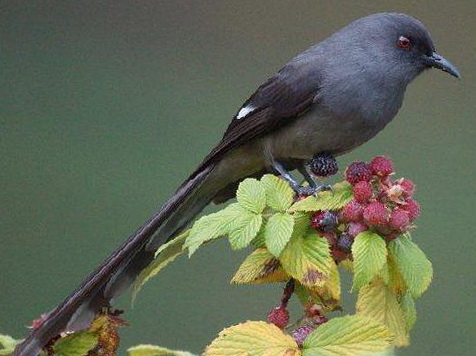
[297,163,333,194]
[272,160,318,196]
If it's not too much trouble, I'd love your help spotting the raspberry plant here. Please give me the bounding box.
[1,157,433,356]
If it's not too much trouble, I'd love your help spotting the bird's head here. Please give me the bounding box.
[331,13,460,84]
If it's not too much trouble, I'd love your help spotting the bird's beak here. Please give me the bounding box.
[425,52,461,79]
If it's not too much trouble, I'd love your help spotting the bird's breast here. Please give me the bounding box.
[265,101,396,162]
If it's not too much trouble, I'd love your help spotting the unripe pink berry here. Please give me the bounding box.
[267,306,289,329]
[363,201,389,226]
[352,181,373,203]
[389,208,410,231]
[399,178,415,197]
[341,200,364,222]
[403,198,421,221]
[370,156,393,177]
[345,162,372,184]
[292,325,315,347]
[348,221,369,237]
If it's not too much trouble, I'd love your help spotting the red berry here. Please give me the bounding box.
[363,201,389,226]
[370,156,393,177]
[403,198,421,221]
[348,221,368,237]
[352,181,373,203]
[292,325,315,346]
[389,208,410,231]
[399,178,415,197]
[321,232,338,248]
[341,200,364,222]
[345,162,373,184]
[267,306,289,329]
[332,249,348,262]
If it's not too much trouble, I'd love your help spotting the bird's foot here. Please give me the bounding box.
[293,183,333,197]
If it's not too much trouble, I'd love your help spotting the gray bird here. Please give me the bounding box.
[14,12,459,356]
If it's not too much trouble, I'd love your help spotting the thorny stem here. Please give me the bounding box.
[280,279,295,308]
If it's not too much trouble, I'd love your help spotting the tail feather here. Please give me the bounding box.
[13,165,216,356]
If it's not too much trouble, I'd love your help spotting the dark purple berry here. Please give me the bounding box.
[309,152,338,177]
[337,233,354,252]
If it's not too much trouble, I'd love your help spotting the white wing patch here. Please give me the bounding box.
[236,105,255,120]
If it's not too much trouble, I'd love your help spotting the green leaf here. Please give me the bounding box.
[280,230,331,286]
[0,334,22,355]
[228,208,263,250]
[236,178,266,214]
[352,231,388,291]
[399,293,417,332]
[128,344,196,356]
[302,315,394,356]
[185,203,242,256]
[388,234,433,298]
[356,279,409,347]
[231,248,289,284]
[264,212,295,257]
[261,174,294,211]
[132,231,188,302]
[204,321,300,356]
[53,330,98,356]
[289,182,353,212]
[251,224,266,248]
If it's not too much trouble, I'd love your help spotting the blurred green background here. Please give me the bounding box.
[1,1,475,355]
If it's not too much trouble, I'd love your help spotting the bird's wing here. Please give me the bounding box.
[191,62,321,176]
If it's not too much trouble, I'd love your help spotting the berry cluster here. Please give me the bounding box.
[310,156,420,261]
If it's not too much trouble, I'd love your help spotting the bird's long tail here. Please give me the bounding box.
[13,164,220,356]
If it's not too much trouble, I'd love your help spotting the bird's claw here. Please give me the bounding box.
[293,184,333,197]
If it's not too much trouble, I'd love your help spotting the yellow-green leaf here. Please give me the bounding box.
[387,254,407,296]
[128,344,195,356]
[185,203,242,256]
[289,182,353,212]
[53,330,98,356]
[132,231,188,301]
[231,248,289,284]
[0,334,22,355]
[264,212,295,257]
[352,232,387,291]
[228,211,263,250]
[388,234,433,298]
[302,315,394,356]
[294,261,341,312]
[356,279,409,347]
[204,321,300,356]
[399,293,417,332]
[261,174,294,211]
[237,178,266,214]
[280,230,331,286]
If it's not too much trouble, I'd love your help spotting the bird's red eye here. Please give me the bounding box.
[397,36,411,49]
